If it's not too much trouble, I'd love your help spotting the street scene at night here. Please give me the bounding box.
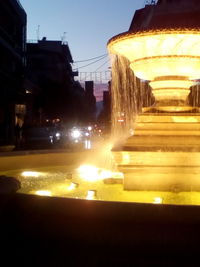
[2,0,200,266]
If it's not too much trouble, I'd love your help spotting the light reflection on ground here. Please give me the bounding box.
[2,165,200,205]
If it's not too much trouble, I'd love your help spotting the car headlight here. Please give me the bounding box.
[55,132,61,138]
[71,129,81,139]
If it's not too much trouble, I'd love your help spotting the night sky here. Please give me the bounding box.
[20,0,144,73]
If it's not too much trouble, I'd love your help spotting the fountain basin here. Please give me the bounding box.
[1,149,200,205]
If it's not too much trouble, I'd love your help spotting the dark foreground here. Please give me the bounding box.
[1,193,200,266]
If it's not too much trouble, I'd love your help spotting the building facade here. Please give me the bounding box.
[0,0,26,147]
[25,38,86,126]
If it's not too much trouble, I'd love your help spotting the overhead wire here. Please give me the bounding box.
[94,58,110,72]
[74,54,108,63]
[73,55,108,70]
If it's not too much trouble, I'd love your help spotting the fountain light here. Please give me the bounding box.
[78,165,113,182]
[153,197,163,204]
[35,190,52,197]
[86,190,97,200]
[21,171,43,178]
[68,182,79,191]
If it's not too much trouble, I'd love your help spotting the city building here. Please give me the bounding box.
[25,38,86,126]
[0,0,26,147]
[84,81,96,122]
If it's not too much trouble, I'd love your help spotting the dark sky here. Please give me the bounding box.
[20,0,144,73]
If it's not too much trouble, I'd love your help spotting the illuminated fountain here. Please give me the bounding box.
[108,0,200,191]
[3,0,200,205]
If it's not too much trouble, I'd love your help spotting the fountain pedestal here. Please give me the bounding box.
[113,112,200,191]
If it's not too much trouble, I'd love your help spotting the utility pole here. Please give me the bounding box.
[36,25,40,41]
[61,32,67,44]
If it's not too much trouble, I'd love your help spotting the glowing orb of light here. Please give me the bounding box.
[35,190,52,196]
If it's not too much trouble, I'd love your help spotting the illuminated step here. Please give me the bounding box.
[135,130,200,136]
[136,122,200,131]
[137,113,200,123]
[125,135,200,146]
[113,151,200,167]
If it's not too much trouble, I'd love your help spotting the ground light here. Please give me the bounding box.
[35,190,52,197]
[21,171,43,178]
[86,190,97,200]
[68,182,79,191]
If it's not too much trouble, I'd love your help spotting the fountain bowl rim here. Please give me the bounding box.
[107,28,200,50]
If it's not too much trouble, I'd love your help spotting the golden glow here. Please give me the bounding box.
[153,197,163,204]
[35,190,52,196]
[86,190,97,200]
[21,171,43,178]
[68,182,79,191]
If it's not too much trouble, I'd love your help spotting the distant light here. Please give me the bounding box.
[68,182,79,191]
[85,140,91,149]
[55,132,61,137]
[86,190,97,200]
[153,197,163,204]
[88,126,92,131]
[21,171,41,178]
[71,129,81,139]
[35,190,52,196]
[85,132,89,137]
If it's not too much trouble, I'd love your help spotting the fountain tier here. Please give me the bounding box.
[108,30,200,110]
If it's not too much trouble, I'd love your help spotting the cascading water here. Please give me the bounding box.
[110,54,154,145]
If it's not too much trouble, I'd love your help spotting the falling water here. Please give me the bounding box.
[110,54,154,146]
